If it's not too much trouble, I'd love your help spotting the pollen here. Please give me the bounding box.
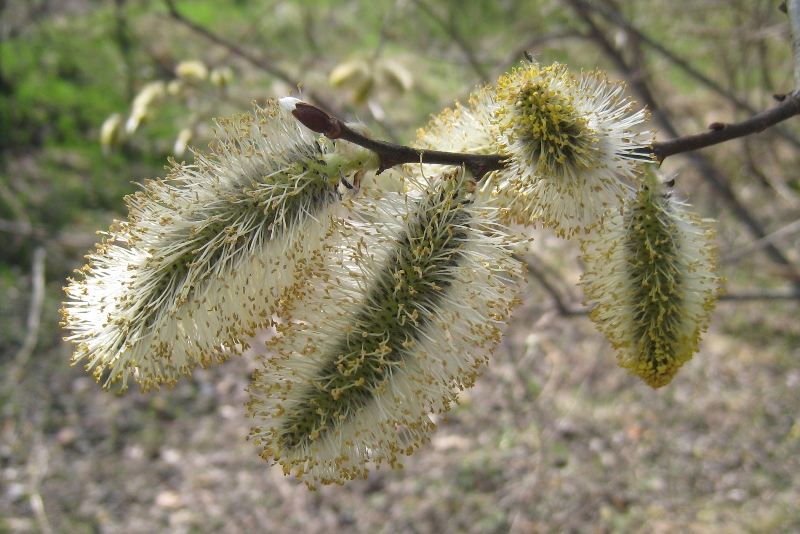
[62,98,375,392]
[491,62,654,237]
[580,172,722,388]
[247,168,523,486]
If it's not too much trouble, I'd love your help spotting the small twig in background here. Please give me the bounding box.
[9,246,46,386]
[720,218,800,264]
[162,0,342,117]
[0,218,35,236]
[720,289,800,301]
[410,0,491,83]
[27,432,53,534]
[514,253,587,316]
[785,0,800,92]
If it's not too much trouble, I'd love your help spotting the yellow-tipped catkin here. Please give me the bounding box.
[580,173,722,388]
[62,98,377,392]
[492,62,653,237]
[247,168,522,487]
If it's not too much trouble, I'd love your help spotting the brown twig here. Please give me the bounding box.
[652,95,800,161]
[290,97,800,175]
[291,102,505,177]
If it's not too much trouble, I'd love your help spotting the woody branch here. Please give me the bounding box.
[291,97,800,177]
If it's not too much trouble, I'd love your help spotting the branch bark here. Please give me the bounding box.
[652,94,800,161]
[291,102,505,178]
[290,97,800,175]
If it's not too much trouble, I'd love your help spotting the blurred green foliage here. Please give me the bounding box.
[0,9,124,147]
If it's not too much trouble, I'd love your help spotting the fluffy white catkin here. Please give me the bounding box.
[62,98,377,391]
[247,169,523,487]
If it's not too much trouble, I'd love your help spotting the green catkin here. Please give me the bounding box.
[278,183,470,449]
[581,174,721,388]
[248,169,523,487]
[62,100,374,392]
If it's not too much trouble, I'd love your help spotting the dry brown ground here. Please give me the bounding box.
[2,234,799,534]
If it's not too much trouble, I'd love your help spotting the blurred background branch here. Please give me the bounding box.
[787,0,800,89]
[8,246,45,386]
